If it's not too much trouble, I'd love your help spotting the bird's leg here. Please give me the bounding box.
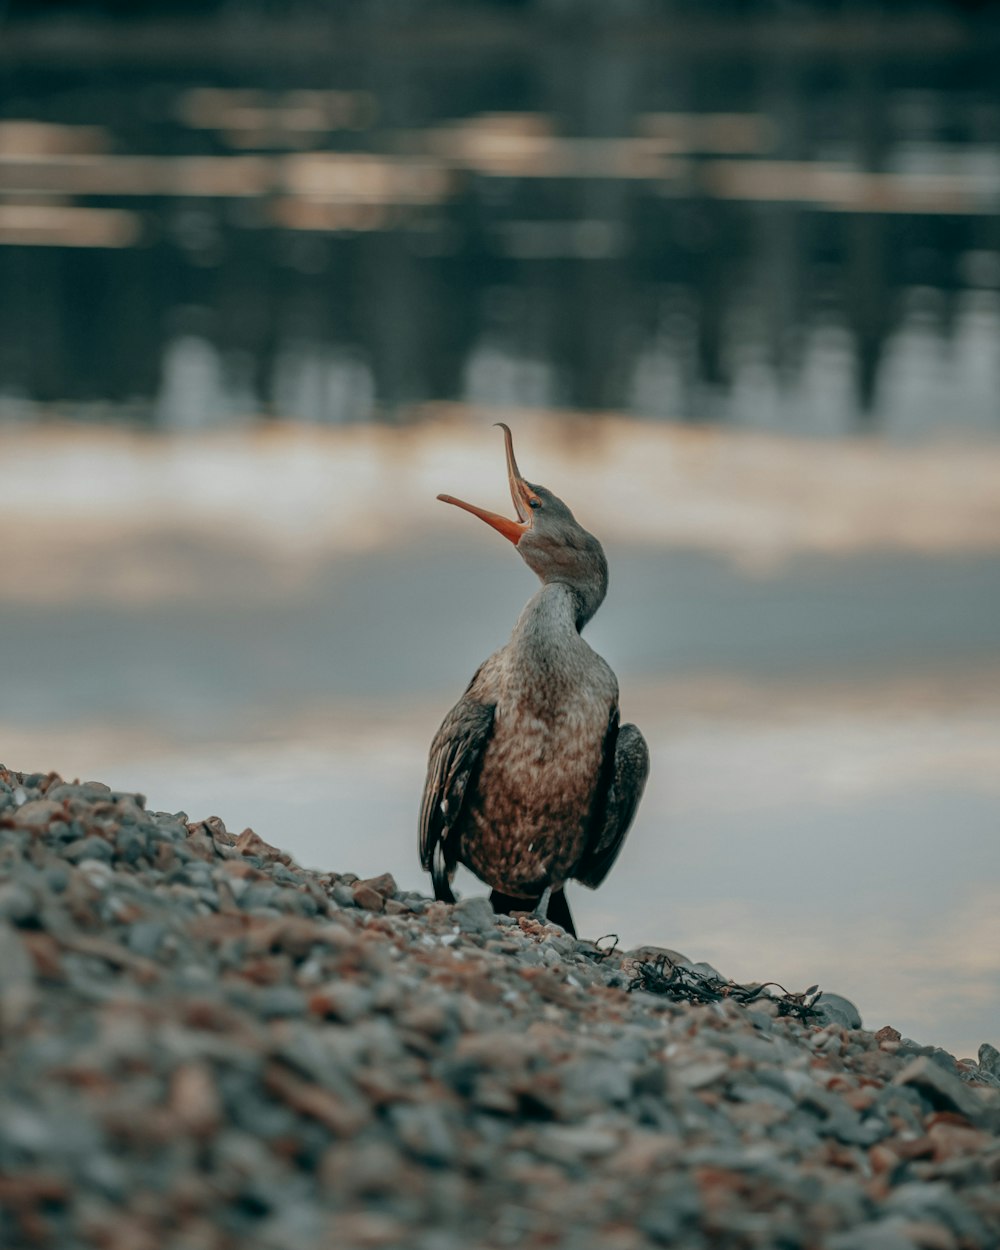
[531,886,552,925]
[544,888,576,937]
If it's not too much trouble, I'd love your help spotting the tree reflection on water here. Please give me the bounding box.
[0,4,999,436]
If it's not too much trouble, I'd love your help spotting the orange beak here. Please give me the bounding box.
[437,423,538,546]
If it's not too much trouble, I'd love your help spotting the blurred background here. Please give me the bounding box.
[1,0,998,1056]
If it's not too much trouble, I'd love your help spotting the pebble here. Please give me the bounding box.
[452,895,496,934]
[892,1057,991,1126]
[330,882,357,908]
[0,881,38,924]
[62,835,115,864]
[978,1043,1000,1079]
[0,762,997,1250]
[813,992,864,1030]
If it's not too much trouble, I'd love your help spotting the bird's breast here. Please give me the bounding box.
[459,678,613,896]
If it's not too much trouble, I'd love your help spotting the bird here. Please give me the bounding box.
[419,423,649,937]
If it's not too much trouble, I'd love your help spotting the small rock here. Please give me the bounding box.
[893,1057,990,1124]
[356,872,397,899]
[321,1138,402,1196]
[62,836,114,864]
[351,883,385,912]
[330,883,356,908]
[11,798,62,828]
[124,921,168,959]
[234,827,289,864]
[536,1124,619,1162]
[0,921,35,1024]
[308,982,373,1023]
[674,1060,730,1091]
[452,896,496,935]
[0,881,38,924]
[171,1062,222,1137]
[978,1042,1000,1079]
[826,1218,930,1250]
[253,985,307,1018]
[391,1103,457,1166]
[812,992,863,1030]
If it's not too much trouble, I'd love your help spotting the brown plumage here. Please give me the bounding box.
[419,424,649,936]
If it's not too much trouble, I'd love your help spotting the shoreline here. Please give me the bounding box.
[1,765,998,1249]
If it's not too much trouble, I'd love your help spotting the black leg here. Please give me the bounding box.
[489,888,531,917]
[545,888,576,937]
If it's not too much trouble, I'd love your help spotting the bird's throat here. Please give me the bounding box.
[509,584,586,683]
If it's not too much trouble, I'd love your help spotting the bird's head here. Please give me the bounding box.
[437,424,608,626]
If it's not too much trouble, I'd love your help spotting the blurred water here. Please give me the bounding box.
[1,6,1000,433]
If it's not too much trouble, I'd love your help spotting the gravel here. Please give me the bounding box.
[0,765,998,1250]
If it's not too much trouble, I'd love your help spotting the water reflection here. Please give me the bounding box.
[1,8,999,432]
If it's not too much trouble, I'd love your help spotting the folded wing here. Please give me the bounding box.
[573,714,650,890]
[419,680,496,901]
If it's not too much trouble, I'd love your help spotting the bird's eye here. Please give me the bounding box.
[528,498,541,510]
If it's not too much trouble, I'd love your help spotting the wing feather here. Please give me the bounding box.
[419,677,495,899]
[573,715,649,890]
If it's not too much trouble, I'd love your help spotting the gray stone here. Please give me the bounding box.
[825,1218,920,1250]
[11,798,62,828]
[638,1201,682,1245]
[892,1055,990,1124]
[126,921,169,959]
[883,1180,991,1241]
[391,1103,457,1166]
[452,896,496,935]
[63,836,114,864]
[0,922,35,1025]
[561,1058,632,1105]
[330,883,356,908]
[978,1042,1000,1078]
[746,1008,775,1032]
[0,881,38,924]
[812,992,863,1030]
[252,986,308,1018]
[728,1082,796,1112]
[674,1060,730,1091]
[310,981,372,1023]
[535,1123,619,1162]
[240,885,285,911]
[926,1047,958,1074]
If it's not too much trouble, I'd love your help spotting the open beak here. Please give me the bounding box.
[437,423,538,546]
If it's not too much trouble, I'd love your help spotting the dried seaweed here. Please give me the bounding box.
[628,954,825,1022]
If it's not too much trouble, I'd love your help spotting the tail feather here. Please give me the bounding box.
[431,844,456,903]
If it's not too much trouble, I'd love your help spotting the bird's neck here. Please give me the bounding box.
[510,583,586,663]
[507,582,605,711]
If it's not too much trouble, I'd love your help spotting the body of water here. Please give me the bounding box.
[2,5,1000,434]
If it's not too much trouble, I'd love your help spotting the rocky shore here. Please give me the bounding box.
[1,766,998,1250]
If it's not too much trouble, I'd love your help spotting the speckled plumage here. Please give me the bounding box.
[457,583,618,895]
[419,430,649,931]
